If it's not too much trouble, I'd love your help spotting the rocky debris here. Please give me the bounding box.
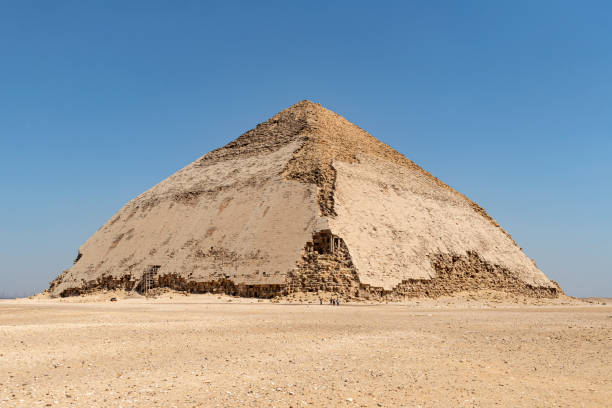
[287,236,561,301]
[286,236,360,295]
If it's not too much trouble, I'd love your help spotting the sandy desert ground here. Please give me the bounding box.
[0,293,610,407]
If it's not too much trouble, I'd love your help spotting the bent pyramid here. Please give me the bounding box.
[48,100,561,299]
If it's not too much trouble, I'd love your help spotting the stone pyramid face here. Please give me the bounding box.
[48,101,560,298]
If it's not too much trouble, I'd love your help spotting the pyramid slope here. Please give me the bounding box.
[48,101,559,299]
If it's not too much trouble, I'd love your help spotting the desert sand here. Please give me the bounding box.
[1,293,610,407]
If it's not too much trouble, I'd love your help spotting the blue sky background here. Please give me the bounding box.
[1,1,610,297]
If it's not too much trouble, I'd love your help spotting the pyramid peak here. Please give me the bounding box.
[274,99,337,118]
[266,100,354,132]
[293,99,319,107]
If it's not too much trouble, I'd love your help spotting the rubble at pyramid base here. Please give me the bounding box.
[50,247,561,300]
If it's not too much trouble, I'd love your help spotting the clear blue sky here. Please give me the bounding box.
[1,1,610,297]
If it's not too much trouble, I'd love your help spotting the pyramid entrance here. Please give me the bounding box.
[309,230,340,254]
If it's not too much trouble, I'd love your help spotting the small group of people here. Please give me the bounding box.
[320,297,341,306]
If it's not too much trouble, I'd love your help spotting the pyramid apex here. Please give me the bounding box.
[286,99,324,112]
[275,99,343,123]
[295,99,319,106]
[263,99,341,128]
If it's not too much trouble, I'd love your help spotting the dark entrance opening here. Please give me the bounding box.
[312,230,336,254]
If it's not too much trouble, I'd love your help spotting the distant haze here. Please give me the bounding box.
[0,291,37,299]
[0,2,610,297]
